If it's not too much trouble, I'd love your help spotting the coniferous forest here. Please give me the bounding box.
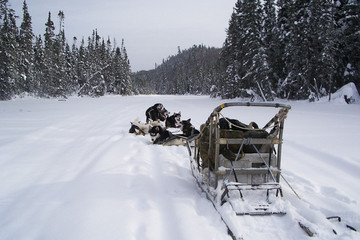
[1,0,359,101]
[0,0,133,100]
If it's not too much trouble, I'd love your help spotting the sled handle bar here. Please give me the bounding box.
[206,102,291,125]
[213,102,291,114]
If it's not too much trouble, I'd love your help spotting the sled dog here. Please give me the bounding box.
[145,103,169,123]
[129,118,163,136]
[180,119,200,137]
[166,112,182,128]
[149,125,186,146]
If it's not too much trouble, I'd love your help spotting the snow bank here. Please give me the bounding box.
[326,82,360,104]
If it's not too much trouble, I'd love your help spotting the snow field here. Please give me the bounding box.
[0,94,359,239]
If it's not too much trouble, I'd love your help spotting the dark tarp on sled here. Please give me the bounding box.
[199,121,270,170]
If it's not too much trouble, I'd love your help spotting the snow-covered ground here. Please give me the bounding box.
[1,87,359,239]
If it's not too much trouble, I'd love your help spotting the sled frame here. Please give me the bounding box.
[204,102,290,186]
[187,102,291,215]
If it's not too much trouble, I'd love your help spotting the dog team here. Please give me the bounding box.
[129,103,199,145]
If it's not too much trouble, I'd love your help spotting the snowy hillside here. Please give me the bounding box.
[0,91,359,239]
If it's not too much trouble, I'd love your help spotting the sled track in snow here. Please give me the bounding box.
[189,155,359,240]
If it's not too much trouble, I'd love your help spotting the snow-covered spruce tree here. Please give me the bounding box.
[0,2,18,100]
[120,40,133,95]
[276,0,294,99]
[111,47,123,95]
[32,35,45,96]
[334,0,360,93]
[0,1,12,100]
[220,0,272,100]
[52,10,67,97]
[280,0,312,99]
[220,7,245,99]
[278,0,338,100]
[104,37,116,94]
[63,41,77,95]
[43,12,59,97]
[17,0,34,95]
[263,0,280,98]
[76,37,88,95]
[78,30,106,97]
[241,0,273,101]
[309,0,337,100]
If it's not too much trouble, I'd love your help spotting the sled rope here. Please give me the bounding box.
[280,173,301,200]
[225,139,246,182]
[218,107,289,132]
[252,143,277,182]
[219,112,264,131]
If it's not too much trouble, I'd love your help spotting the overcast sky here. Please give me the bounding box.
[9,0,235,72]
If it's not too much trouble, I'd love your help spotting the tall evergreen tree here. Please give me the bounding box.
[43,12,56,97]
[18,0,34,94]
[334,0,360,93]
[263,0,280,95]
[276,0,294,98]
[0,1,18,100]
[53,10,66,97]
[33,35,45,96]
[277,0,338,100]
[220,3,245,98]
[220,0,271,100]
[308,0,337,100]
[282,0,312,99]
[119,39,133,95]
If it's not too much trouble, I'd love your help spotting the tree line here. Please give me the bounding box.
[0,0,133,100]
[135,0,359,101]
[1,0,359,101]
[218,0,359,100]
[132,45,222,95]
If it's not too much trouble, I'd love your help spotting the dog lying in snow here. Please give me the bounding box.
[166,112,182,128]
[180,118,200,137]
[148,125,186,146]
[129,118,164,136]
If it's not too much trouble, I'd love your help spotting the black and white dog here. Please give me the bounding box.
[145,103,169,123]
[149,125,186,146]
[166,112,181,128]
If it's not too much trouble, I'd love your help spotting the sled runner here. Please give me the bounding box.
[187,102,291,218]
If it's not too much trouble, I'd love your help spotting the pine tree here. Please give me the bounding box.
[276,0,294,98]
[242,0,272,100]
[278,0,313,99]
[112,47,123,94]
[33,35,45,96]
[263,0,280,97]
[220,6,244,98]
[18,0,34,94]
[308,0,337,100]
[54,10,66,96]
[119,39,133,95]
[76,37,87,95]
[43,12,56,97]
[220,0,271,100]
[334,0,360,93]
[0,1,18,100]
[278,0,338,100]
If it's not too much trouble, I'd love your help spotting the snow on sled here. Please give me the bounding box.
[186,102,291,218]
